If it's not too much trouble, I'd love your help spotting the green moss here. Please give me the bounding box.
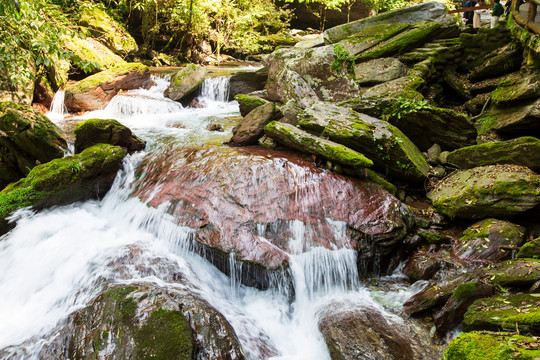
[66,63,148,94]
[453,282,476,301]
[75,118,129,134]
[443,332,540,360]
[517,238,540,259]
[418,230,445,244]
[135,308,194,360]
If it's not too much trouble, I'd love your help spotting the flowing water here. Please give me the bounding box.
[0,72,426,359]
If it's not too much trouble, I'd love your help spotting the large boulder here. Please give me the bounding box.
[428,165,540,219]
[62,34,125,71]
[227,103,277,146]
[263,45,360,107]
[234,93,270,117]
[0,102,67,181]
[298,102,430,181]
[164,64,207,103]
[134,146,412,288]
[65,63,150,112]
[264,121,374,169]
[228,68,267,100]
[0,144,126,234]
[354,58,407,86]
[402,248,456,281]
[446,137,540,172]
[443,332,540,360]
[518,238,540,259]
[317,299,442,360]
[476,98,540,135]
[79,6,138,56]
[39,284,245,360]
[74,118,145,154]
[491,71,540,105]
[454,219,527,263]
[323,1,456,44]
[463,293,540,334]
[337,23,410,57]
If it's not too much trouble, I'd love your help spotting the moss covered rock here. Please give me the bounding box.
[62,34,124,71]
[298,102,429,181]
[476,99,540,135]
[455,219,527,263]
[227,102,278,146]
[485,259,540,289]
[228,68,268,100]
[491,72,540,105]
[65,62,150,112]
[234,94,270,117]
[469,43,523,83]
[428,165,540,219]
[518,238,540,260]
[74,118,145,154]
[361,73,425,101]
[354,57,407,85]
[164,64,207,103]
[337,23,410,57]
[41,284,245,360]
[0,102,67,180]
[79,6,138,56]
[447,137,540,172]
[464,294,540,334]
[443,332,540,360]
[0,144,126,233]
[264,121,374,169]
[355,21,442,62]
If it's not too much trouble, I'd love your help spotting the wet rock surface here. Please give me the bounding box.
[74,118,145,154]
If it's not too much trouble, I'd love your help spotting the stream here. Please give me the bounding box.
[0,70,432,359]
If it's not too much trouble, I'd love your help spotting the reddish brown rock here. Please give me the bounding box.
[402,248,456,281]
[134,146,411,287]
[227,103,278,146]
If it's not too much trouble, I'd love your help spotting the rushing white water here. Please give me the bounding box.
[47,90,67,121]
[0,72,421,359]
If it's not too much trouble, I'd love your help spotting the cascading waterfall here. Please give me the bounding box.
[0,71,423,360]
[47,90,67,121]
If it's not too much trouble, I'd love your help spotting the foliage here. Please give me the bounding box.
[382,97,432,120]
[331,44,355,72]
[364,0,459,13]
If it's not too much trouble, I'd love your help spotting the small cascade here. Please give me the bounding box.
[199,76,231,102]
[47,91,67,121]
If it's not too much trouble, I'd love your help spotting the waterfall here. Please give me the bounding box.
[47,91,67,121]
[0,70,427,360]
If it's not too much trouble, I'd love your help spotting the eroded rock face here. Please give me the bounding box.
[317,298,442,360]
[38,284,245,360]
[65,63,150,112]
[428,165,540,219]
[133,146,412,287]
[354,58,407,86]
[74,118,145,154]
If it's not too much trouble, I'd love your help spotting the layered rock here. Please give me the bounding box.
[228,69,267,100]
[235,94,270,117]
[74,118,145,154]
[317,299,442,360]
[446,137,540,172]
[0,144,126,233]
[134,146,412,287]
[65,63,150,112]
[0,102,67,183]
[164,64,207,103]
[454,219,527,263]
[79,6,138,56]
[428,165,540,219]
[298,102,430,181]
[337,23,410,57]
[476,98,540,135]
[468,43,523,82]
[354,58,407,86]
[227,103,277,146]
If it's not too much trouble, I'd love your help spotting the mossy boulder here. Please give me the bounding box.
[354,57,407,86]
[433,281,497,335]
[463,294,540,334]
[455,219,527,263]
[264,121,374,169]
[79,6,138,56]
[485,259,540,289]
[62,34,124,71]
[336,23,410,57]
[476,98,540,135]
[323,1,456,44]
[228,68,267,100]
[227,102,278,146]
[234,94,270,117]
[40,284,245,360]
[518,238,540,260]
[447,137,540,172]
[355,21,443,62]
[164,64,207,103]
[428,165,540,219]
[360,73,424,101]
[65,62,150,112]
[263,45,360,106]
[443,332,540,360]
[74,118,145,154]
[0,102,67,179]
[0,144,126,233]
[298,102,429,181]
[469,43,523,82]
[382,103,477,151]
[491,72,540,105]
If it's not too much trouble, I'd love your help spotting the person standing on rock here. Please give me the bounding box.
[473,0,490,31]
[491,0,505,27]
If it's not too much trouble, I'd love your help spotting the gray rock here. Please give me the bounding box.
[294,38,325,48]
[477,98,540,135]
[354,58,407,85]
[164,64,207,102]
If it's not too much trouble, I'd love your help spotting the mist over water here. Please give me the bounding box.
[2,73,420,359]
